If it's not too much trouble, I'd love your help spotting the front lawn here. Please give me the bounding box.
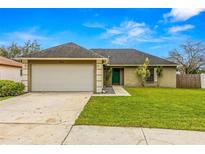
[76,88,205,131]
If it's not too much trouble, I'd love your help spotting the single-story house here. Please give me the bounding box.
[17,42,177,93]
[0,56,22,82]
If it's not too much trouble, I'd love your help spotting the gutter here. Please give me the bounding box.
[104,64,178,67]
[0,63,22,68]
[15,57,108,61]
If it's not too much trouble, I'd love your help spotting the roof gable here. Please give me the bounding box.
[21,42,102,58]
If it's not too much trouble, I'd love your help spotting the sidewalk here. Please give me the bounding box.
[64,125,205,145]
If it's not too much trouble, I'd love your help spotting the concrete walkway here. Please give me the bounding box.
[93,86,131,96]
[113,86,131,96]
[64,125,205,145]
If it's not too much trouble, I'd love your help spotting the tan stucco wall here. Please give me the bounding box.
[123,66,176,87]
[158,66,176,88]
[124,67,141,86]
[0,65,21,82]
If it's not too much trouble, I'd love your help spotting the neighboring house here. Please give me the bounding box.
[17,42,177,93]
[0,56,22,82]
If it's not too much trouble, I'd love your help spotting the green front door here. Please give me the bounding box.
[112,68,120,85]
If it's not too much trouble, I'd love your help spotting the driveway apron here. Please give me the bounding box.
[0,92,91,144]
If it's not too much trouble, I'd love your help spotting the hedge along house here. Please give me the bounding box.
[17,42,177,93]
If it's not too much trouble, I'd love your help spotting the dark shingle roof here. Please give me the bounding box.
[91,49,176,65]
[20,42,176,65]
[21,42,102,58]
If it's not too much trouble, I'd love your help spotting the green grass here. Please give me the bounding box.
[75,88,205,131]
[0,96,11,101]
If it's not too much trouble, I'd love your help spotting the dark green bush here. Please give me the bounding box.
[0,80,25,97]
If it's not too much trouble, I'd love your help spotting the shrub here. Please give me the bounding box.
[136,57,150,87]
[0,80,25,97]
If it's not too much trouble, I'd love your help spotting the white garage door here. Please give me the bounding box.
[31,64,94,91]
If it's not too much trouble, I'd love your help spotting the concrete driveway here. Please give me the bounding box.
[0,92,91,144]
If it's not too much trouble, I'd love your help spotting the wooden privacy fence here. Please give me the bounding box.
[177,74,201,88]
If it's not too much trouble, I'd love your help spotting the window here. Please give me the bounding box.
[146,67,154,82]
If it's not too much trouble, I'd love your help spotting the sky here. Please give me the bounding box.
[0,8,205,58]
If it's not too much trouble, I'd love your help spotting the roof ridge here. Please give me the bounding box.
[20,42,103,58]
[91,48,135,50]
[70,44,106,58]
[20,42,76,57]
[92,48,176,64]
[90,49,107,58]
[92,48,177,65]
[133,49,176,64]
[41,42,79,51]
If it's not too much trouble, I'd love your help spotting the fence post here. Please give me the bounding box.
[201,74,205,89]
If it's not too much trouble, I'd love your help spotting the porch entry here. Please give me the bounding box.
[112,68,120,85]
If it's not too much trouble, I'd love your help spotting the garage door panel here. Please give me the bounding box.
[32,64,94,91]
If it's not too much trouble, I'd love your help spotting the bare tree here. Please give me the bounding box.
[168,40,205,74]
[22,40,41,55]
